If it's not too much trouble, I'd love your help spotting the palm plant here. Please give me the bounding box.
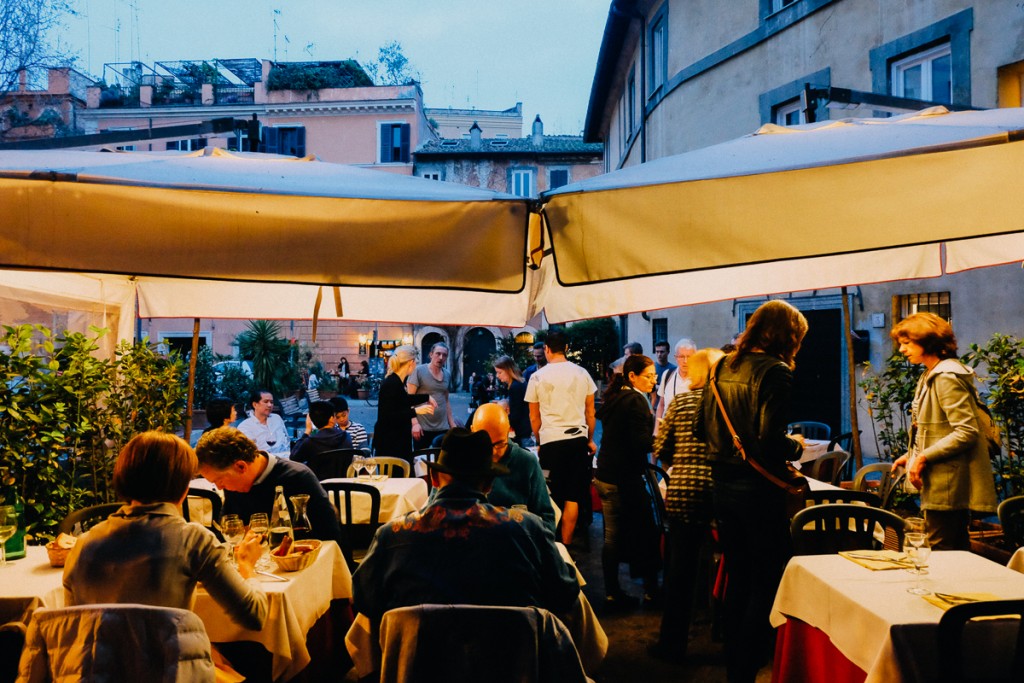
[236,320,293,396]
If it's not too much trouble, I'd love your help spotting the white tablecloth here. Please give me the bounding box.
[770,550,1024,682]
[321,477,429,523]
[1,543,352,682]
[797,439,831,466]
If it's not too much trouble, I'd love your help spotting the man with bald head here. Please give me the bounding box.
[472,403,556,534]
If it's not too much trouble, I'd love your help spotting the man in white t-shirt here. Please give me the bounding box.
[525,329,597,546]
[655,338,696,428]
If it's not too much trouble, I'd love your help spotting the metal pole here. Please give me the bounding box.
[184,318,200,440]
[841,287,863,471]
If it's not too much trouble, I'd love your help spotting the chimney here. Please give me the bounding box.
[531,115,543,146]
[469,121,482,150]
[18,69,28,92]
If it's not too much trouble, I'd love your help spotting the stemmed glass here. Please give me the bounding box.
[249,512,271,571]
[352,454,366,480]
[0,505,17,568]
[904,531,932,595]
[364,457,379,481]
[905,516,925,535]
[221,514,245,565]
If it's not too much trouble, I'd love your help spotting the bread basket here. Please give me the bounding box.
[269,539,321,572]
[46,533,77,567]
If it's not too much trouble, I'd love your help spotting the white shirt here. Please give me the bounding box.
[657,368,691,402]
[524,360,597,445]
[238,413,291,456]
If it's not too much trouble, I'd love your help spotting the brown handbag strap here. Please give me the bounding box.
[709,358,805,494]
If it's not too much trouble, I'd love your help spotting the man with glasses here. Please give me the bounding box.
[471,402,556,533]
[655,338,697,429]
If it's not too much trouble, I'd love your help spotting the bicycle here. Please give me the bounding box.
[363,374,383,407]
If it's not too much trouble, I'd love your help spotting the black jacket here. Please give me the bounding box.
[373,372,429,462]
[700,353,802,486]
[595,388,654,485]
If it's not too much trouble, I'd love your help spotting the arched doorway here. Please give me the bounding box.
[462,327,496,391]
[421,332,445,364]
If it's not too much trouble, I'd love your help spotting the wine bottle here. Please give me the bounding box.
[268,485,294,550]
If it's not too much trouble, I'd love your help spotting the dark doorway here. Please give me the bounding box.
[791,308,843,434]
[163,336,207,358]
[462,327,496,389]
[421,332,444,364]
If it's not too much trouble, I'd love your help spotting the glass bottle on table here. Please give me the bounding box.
[0,468,25,560]
[290,494,313,540]
[269,485,294,550]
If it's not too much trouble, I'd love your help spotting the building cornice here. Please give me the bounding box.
[264,98,418,116]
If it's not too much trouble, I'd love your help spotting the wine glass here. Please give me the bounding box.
[904,532,932,595]
[352,454,365,480]
[0,505,16,568]
[364,457,379,481]
[904,516,925,535]
[248,512,270,570]
[265,437,278,450]
[221,514,245,564]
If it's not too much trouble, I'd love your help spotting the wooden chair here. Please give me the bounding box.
[936,599,1024,683]
[805,489,879,507]
[346,455,410,479]
[998,495,1024,550]
[806,449,850,486]
[321,481,382,563]
[787,421,831,440]
[58,503,123,536]
[791,503,906,554]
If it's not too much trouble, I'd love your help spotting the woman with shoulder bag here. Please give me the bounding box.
[891,312,997,550]
[699,300,807,683]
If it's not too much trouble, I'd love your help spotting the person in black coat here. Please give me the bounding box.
[593,354,660,608]
[373,345,436,465]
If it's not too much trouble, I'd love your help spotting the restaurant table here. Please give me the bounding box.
[769,550,1024,683]
[320,476,428,523]
[797,439,831,467]
[0,542,353,682]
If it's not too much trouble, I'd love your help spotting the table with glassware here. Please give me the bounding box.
[320,476,429,523]
[769,550,1024,683]
[0,541,353,681]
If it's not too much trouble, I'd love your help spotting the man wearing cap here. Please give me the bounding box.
[471,403,556,534]
[352,428,579,628]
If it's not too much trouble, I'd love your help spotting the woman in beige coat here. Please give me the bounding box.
[891,313,997,550]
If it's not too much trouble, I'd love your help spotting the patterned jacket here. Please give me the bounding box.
[654,389,713,525]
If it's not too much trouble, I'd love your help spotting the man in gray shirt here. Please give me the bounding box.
[408,342,456,448]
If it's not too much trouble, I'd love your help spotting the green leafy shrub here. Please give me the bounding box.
[0,325,186,542]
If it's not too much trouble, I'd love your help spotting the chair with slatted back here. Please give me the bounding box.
[58,503,124,536]
[827,431,859,481]
[807,449,850,486]
[998,495,1024,550]
[321,481,382,563]
[309,447,366,481]
[644,464,670,538]
[937,599,1024,683]
[791,503,906,554]
[805,489,880,507]
[347,456,411,479]
[787,421,831,440]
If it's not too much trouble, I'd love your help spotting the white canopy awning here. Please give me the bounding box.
[538,107,1024,321]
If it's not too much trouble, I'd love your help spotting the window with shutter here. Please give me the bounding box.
[549,169,569,189]
[380,123,412,163]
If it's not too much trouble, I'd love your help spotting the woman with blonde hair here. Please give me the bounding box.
[649,347,723,662]
[373,345,436,465]
[891,312,997,549]
[700,300,808,682]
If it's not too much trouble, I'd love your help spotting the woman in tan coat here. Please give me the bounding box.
[891,313,997,550]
